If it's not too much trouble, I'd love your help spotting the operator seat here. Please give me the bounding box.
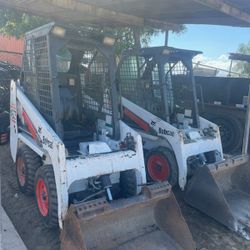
[58,73,93,151]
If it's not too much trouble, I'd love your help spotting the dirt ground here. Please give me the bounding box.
[1,143,250,250]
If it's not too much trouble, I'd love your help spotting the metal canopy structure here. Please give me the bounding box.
[0,0,249,30]
[229,53,250,62]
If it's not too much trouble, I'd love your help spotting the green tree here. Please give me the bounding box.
[235,41,250,76]
[106,26,162,55]
[0,8,47,38]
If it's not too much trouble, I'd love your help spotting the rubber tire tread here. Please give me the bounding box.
[120,169,138,198]
[210,116,243,153]
[0,111,9,133]
[16,145,42,195]
[0,111,9,144]
[35,165,58,228]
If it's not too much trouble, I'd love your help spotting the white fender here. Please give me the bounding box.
[10,80,18,161]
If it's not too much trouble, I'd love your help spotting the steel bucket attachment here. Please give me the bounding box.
[61,182,195,250]
[185,154,250,239]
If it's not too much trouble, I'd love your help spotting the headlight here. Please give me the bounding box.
[52,26,66,38]
[103,36,115,46]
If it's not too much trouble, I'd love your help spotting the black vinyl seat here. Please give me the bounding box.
[58,73,94,151]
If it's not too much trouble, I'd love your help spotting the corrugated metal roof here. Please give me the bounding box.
[0,0,249,29]
[84,0,250,26]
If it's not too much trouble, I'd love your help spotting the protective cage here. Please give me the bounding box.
[118,47,199,124]
[81,49,112,116]
[21,23,117,145]
[119,54,165,119]
[22,33,53,121]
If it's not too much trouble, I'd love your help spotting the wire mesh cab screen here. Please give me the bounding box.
[119,55,165,119]
[22,35,53,120]
[119,54,192,120]
[22,30,113,139]
[167,61,193,112]
[80,49,112,117]
[56,40,113,137]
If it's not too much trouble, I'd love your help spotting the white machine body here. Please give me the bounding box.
[10,81,146,228]
[122,97,223,189]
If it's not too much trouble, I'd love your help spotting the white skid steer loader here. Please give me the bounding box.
[119,46,250,239]
[9,23,195,250]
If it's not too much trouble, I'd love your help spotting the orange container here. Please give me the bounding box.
[0,35,24,66]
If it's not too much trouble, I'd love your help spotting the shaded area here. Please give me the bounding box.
[1,144,250,249]
[1,144,60,250]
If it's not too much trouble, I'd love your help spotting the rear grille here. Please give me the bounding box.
[119,55,165,118]
[23,35,53,118]
[35,36,52,118]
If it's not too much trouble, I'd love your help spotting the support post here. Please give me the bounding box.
[133,28,141,49]
[165,30,169,46]
[242,86,250,155]
[228,59,233,77]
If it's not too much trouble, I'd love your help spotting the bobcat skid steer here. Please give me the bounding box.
[9,23,195,250]
[119,46,250,239]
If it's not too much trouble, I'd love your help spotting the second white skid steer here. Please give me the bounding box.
[9,23,195,250]
[119,46,250,239]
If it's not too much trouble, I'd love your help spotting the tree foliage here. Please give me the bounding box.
[106,26,162,55]
[235,41,250,76]
[0,8,47,38]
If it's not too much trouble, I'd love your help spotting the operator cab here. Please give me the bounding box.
[21,23,117,153]
[118,46,201,130]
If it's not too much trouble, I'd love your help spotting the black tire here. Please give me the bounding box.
[35,165,58,228]
[120,169,139,198]
[0,111,9,132]
[16,145,42,195]
[210,116,244,153]
[0,111,9,144]
[146,147,178,186]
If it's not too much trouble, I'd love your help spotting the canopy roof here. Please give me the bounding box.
[134,46,202,60]
[0,0,250,30]
[229,53,250,63]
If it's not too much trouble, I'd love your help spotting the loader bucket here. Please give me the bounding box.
[61,182,195,250]
[185,154,250,239]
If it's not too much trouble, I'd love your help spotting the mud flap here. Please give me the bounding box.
[185,155,250,239]
[61,182,195,250]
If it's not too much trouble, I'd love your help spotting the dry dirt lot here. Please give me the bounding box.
[1,144,250,250]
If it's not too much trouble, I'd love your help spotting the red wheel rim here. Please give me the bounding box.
[17,157,26,186]
[36,179,49,216]
[147,154,170,181]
